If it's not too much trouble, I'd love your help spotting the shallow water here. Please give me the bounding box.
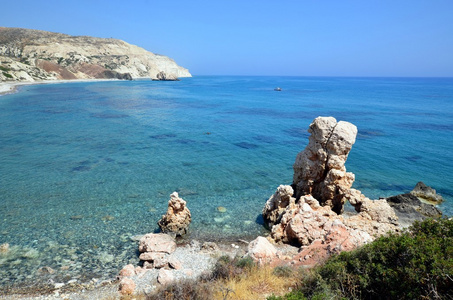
[1,76,452,290]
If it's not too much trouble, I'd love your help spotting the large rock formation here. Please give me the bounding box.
[262,116,401,264]
[292,116,357,214]
[158,192,191,236]
[264,185,398,249]
[0,27,191,82]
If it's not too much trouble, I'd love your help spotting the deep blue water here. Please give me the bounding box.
[1,76,452,288]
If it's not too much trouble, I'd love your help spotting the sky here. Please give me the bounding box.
[1,0,453,77]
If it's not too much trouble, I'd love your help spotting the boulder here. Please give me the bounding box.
[385,187,442,228]
[139,251,166,262]
[263,185,296,228]
[157,269,175,285]
[168,257,182,270]
[292,117,357,214]
[410,181,444,204]
[158,192,191,236]
[119,277,136,295]
[119,264,136,277]
[0,243,9,254]
[246,236,278,263]
[153,71,180,81]
[138,233,176,254]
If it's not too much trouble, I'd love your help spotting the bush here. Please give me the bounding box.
[2,71,13,78]
[147,278,214,300]
[283,218,453,300]
[272,265,294,278]
[210,255,256,281]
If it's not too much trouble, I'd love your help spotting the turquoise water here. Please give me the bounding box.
[1,76,452,289]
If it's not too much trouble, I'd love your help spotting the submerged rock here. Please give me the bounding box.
[0,243,9,254]
[158,192,191,236]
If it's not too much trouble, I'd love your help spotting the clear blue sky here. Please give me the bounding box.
[2,0,452,77]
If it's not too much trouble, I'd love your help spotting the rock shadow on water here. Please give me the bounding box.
[234,142,259,149]
[395,122,453,132]
[175,139,197,145]
[91,113,130,119]
[357,129,385,140]
[404,155,423,162]
[254,170,269,178]
[253,135,277,144]
[255,214,264,226]
[71,160,94,172]
[283,127,310,139]
[149,133,177,139]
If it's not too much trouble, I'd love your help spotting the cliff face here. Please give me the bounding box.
[0,27,191,82]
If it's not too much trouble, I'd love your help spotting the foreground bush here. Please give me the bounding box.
[271,218,453,300]
[148,255,299,300]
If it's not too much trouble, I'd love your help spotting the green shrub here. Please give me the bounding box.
[0,65,10,72]
[147,278,214,300]
[210,255,256,280]
[272,265,294,278]
[2,72,13,78]
[267,290,307,300]
[284,218,453,300]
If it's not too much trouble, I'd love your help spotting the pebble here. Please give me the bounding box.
[217,206,227,213]
[54,282,65,289]
[0,243,10,253]
[101,215,115,221]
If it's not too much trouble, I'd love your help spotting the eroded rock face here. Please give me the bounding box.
[262,117,401,264]
[263,185,296,228]
[293,117,357,213]
[158,192,191,236]
[267,186,398,249]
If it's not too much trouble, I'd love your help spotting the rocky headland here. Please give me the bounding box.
[0,27,191,83]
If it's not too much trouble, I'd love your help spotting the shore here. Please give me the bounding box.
[0,237,265,300]
[0,78,150,97]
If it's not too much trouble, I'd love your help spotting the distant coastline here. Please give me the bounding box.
[0,78,151,97]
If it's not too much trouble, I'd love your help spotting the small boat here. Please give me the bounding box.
[274,87,282,91]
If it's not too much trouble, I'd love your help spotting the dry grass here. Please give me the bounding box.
[213,265,299,300]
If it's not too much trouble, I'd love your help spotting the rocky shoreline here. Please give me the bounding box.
[0,116,445,299]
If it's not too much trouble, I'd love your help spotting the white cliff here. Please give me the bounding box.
[0,27,191,82]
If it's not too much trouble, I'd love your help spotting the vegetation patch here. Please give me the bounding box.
[148,255,299,300]
[271,218,453,300]
[2,71,13,78]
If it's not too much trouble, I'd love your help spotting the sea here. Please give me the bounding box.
[1,76,452,291]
